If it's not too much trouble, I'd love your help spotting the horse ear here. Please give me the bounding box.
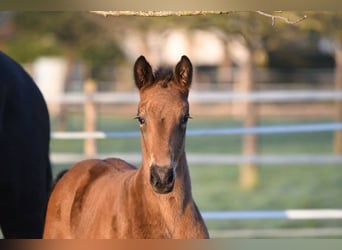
[175,55,193,90]
[134,56,154,90]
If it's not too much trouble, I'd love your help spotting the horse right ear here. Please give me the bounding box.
[134,56,154,90]
[175,55,193,90]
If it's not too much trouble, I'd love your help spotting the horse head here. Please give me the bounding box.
[134,55,192,194]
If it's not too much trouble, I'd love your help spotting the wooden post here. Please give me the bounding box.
[334,48,342,154]
[238,53,259,190]
[84,79,97,158]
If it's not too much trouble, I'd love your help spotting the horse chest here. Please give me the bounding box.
[110,198,173,239]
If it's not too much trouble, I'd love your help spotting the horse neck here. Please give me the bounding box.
[137,150,192,202]
[175,152,192,193]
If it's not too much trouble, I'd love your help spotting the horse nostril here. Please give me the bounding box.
[165,169,174,185]
[150,165,175,193]
[150,167,160,187]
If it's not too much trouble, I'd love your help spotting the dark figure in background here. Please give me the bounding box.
[0,51,52,238]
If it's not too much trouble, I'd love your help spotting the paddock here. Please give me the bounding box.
[45,88,342,238]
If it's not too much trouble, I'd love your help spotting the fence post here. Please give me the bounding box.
[84,79,97,158]
[334,48,342,154]
[237,54,259,190]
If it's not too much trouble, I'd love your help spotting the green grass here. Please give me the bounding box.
[190,164,342,209]
[191,163,342,231]
[50,115,342,233]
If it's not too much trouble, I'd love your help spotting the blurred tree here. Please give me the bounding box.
[269,12,342,154]
[3,12,125,81]
[2,12,125,130]
[301,12,342,154]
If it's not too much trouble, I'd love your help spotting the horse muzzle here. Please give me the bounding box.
[150,165,175,194]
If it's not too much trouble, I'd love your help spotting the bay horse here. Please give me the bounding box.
[43,55,209,239]
[0,51,52,238]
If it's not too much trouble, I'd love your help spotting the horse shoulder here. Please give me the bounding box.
[44,160,100,233]
[44,158,137,238]
[51,158,134,206]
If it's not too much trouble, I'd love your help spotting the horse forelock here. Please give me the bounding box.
[154,67,174,88]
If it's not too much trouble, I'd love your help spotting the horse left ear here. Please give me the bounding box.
[134,56,154,90]
[175,55,192,90]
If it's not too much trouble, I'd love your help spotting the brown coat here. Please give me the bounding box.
[43,56,209,239]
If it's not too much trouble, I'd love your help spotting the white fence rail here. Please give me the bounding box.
[209,227,342,238]
[203,210,342,237]
[51,122,342,139]
[51,122,342,165]
[51,153,342,165]
[46,90,342,104]
[202,209,342,220]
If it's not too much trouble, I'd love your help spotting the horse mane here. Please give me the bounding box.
[154,67,174,88]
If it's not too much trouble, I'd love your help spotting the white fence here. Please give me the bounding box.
[202,209,342,220]
[52,122,342,139]
[51,121,342,165]
[46,89,342,104]
[51,152,342,165]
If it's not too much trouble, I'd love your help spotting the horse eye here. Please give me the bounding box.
[135,116,145,125]
[181,115,191,125]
